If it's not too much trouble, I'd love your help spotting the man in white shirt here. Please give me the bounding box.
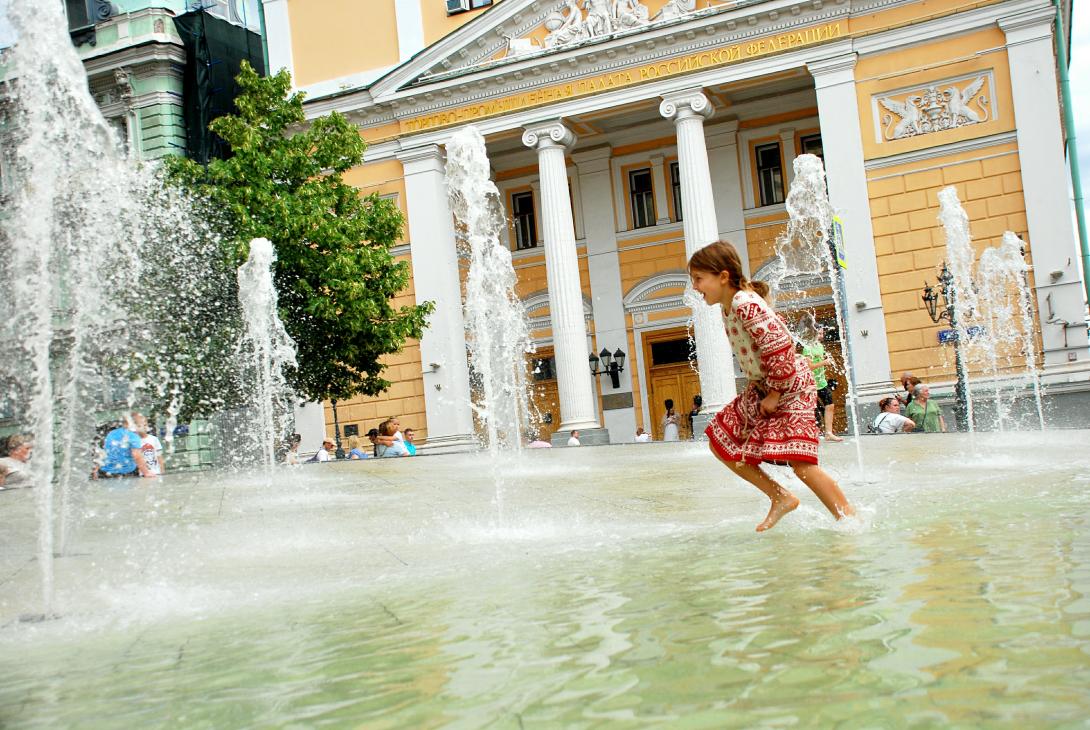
[872,397,915,434]
[315,439,334,461]
[566,430,581,447]
[634,428,651,443]
[0,433,33,488]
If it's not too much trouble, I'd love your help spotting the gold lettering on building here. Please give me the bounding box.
[400,20,844,134]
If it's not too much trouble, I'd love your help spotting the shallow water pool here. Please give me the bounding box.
[2,432,1089,727]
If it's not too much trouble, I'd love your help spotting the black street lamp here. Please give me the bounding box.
[330,398,345,459]
[922,262,970,431]
[589,347,626,389]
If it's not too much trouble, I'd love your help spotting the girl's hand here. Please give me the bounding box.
[760,391,781,416]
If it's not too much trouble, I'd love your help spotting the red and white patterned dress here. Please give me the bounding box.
[705,289,820,465]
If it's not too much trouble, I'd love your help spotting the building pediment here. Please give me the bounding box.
[366,0,708,102]
[362,1,844,95]
[312,0,857,135]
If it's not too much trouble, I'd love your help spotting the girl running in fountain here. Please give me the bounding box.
[688,241,854,531]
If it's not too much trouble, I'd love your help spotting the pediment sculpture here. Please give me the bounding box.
[543,0,695,50]
[877,75,990,141]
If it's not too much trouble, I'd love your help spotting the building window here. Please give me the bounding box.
[629,167,655,229]
[446,0,492,15]
[532,356,556,381]
[669,161,683,222]
[755,142,785,207]
[512,191,537,250]
[650,338,694,366]
[800,134,824,163]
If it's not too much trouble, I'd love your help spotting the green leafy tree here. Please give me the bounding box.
[165,62,432,401]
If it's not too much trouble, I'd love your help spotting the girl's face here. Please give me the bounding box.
[690,268,732,305]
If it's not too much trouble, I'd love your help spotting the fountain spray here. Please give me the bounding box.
[445,127,534,454]
[773,154,863,466]
[237,238,298,475]
[936,187,976,433]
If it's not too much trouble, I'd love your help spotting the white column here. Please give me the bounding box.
[261,0,295,80]
[660,88,737,413]
[779,128,798,188]
[808,54,893,393]
[522,121,603,435]
[649,153,672,225]
[1000,8,1089,366]
[575,145,637,441]
[706,119,749,274]
[398,145,477,453]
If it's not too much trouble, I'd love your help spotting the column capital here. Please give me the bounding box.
[998,7,1055,44]
[396,144,444,174]
[522,120,576,151]
[807,53,857,89]
[659,88,713,122]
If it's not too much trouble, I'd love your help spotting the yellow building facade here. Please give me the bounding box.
[262,0,1088,450]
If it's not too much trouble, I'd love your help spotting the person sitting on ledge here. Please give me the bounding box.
[872,397,915,434]
[96,415,153,479]
[375,420,410,458]
[526,430,552,448]
[0,433,34,489]
[905,383,946,433]
[567,430,581,447]
[634,427,651,443]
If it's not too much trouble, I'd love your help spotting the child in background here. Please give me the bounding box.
[798,313,843,442]
[133,413,165,476]
[688,241,854,531]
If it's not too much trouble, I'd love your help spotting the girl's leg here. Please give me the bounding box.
[790,462,854,519]
[711,448,799,531]
[824,404,843,441]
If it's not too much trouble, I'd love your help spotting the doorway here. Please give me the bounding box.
[644,329,702,440]
[528,351,561,443]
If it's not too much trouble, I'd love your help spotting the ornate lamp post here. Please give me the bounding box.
[330,398,345,459]
[589,347,626,389]
[922,262,970,431]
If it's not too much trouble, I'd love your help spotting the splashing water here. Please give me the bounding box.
[975,233,1045,430]
[936,187,977,433]
[237,239,298,474]
[772,154,863,463]
[445,127,534,458]
[0,0,271,614]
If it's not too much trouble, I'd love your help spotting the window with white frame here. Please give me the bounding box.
[629,167,655,229]
[755,142,785,207]
[800,133,824,163]
[511,190,537,250]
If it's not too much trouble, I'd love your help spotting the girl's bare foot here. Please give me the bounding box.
[756,494,800,532]
[825,433,843,442]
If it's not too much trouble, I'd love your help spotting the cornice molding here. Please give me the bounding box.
[396,143,445,172]
[865,131,1018,172]
[997,4,1056,43]
[82,44,187,78]
[806,52,856,88]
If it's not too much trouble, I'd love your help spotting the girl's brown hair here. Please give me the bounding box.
[687,240,770,299]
